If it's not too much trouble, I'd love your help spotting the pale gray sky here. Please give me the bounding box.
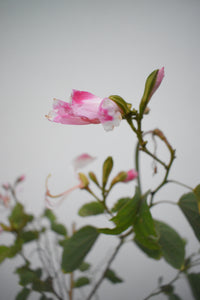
[0,1,200,299]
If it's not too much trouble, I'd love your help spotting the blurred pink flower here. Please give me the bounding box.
[45,153,94,209]
[0,193,10,207]
[46,90,122,131]
[123,169,138,182]
[73,153,96,171]
[15,174,26,185]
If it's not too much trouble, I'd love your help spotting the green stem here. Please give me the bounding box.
[135,142,142,195]
[167,179,193,191]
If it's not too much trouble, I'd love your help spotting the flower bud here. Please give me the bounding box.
[78,173,89,189]
[102,156,113,189]
[110,169,138,188]
[123,169,138,182]
[89,172,99,186]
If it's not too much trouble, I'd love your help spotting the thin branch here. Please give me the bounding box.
[85,238,124,300]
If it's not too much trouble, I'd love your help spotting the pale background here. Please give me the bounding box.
[0,0,200,299]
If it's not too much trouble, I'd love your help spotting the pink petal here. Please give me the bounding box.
[73,153,96,171]
[71,90,100,103]
[71,90,102,121]
[150,67,165,98]
[98,98,122,131]
[123,169,138,182]
[46,99,93,125]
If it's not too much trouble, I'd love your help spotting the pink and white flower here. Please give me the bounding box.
[46,90,122,131]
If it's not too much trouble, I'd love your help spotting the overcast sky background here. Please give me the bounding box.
[0,0,200,299]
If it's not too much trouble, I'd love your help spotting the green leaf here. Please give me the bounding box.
[0,245,10,263]
[155,221,185,269]
[193,184,200,213]
[74,276,90,288]
[104,269,123,284]
[102,156,113,188]
[134,197,160,250]
[168,294,182,300]
[187,273,200,300]
[51,222,67,236]
[99,188,141,235]
[16,265,42,286]
[78,201,104,217]
[0,239,23,263]
[139,69,159,116]
[16,287,31,300]
[111,198,130,213]
[178,192,200,241]
[32,276,53,292]
[109,95,131,114]
[79,262,91,272]
[62,226,99,273]
[44,208,56,223]
[9,238,23,257]
[20,230,39,243]
[9,203,33,231]
[40,296,53,300]
[134,240,162,260]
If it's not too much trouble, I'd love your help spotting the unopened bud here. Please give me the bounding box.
[110,171,127,188]
[78,173,89,188]
[89,172,99,186]
[15,175,25,184]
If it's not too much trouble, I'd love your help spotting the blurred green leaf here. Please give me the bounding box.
[139,69,159,116]
[155,221,185,269]
[168,294,182,300]
[44,209,56,223]
[74,276,90,288]
[179,192,200,241]
[111,198,130,213]
[9,203,33,231]
[102,157,113,189]
[78,201,104,217]
[134,197,160,250]
[193,184,200,213]
[16,287,31,300]
[134,240,162,260]
[32,276,53,292]
[0,238,23,263]
[0,245,10,263]
[104,269,123,284]
[62,226,99,273]
[16,265,42,286]
[79,262,91,272]
[187,272,200,300]
[9,238,23,257]
[20,230,39,243]
[51,222,67,236]
[40,296,53,300]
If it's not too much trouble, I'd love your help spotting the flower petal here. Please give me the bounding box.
[150,67,165,98]
[46,99,92,125]
[73,153,96,171]
[98,98,122,131]
[71,90,102,121]
[123,169,138,182]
